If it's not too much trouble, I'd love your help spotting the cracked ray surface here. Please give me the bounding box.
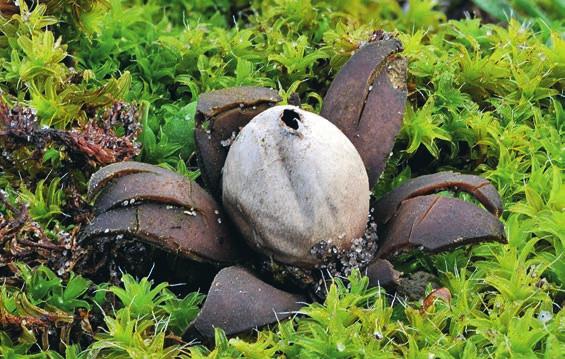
[373,171,503,224]
[93,171,217,215]
[88,161,173,200]
[191,266,307,340]
[81,203,240,263]
[321,39,407,187]
[376,194,506,258]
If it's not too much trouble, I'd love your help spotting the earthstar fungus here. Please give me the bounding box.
[79,35,506,341]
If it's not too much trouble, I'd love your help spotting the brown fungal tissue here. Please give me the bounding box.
[79,34,507,342]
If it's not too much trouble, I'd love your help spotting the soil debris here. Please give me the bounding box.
[0,100,140,168]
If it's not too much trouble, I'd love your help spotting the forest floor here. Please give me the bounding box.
[0,1,563,357]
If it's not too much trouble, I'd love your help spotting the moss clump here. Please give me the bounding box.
[0,0,563,357]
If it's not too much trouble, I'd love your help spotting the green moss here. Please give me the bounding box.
[0,0,563,357]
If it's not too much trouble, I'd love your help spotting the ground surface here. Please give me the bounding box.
[0,1,563,357]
